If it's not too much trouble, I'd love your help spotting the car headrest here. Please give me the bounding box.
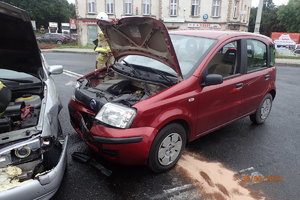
[222,49,236,64]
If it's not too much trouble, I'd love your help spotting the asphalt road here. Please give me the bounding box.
[43,52,300,200]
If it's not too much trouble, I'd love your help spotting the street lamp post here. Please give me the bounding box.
[254,0,264,33]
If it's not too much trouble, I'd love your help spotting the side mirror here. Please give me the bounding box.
[49,65,63,75]
[202,74,223,87]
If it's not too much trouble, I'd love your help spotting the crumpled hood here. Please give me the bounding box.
[0,2,42,77]
[98,17,182,78]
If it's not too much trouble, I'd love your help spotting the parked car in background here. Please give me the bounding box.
[0,2,68,199]
[68,17,276,172]
[294,44,300,54]
[36,33,71,44]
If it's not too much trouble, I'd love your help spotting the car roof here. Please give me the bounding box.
[170,30,273,44]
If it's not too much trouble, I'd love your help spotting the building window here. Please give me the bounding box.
[87,0,96,14]
[191,0,200,16]
[124,0,133,15]
[233,0,239,19]
[106,0,114,14]
[142,0,151,15]
[212,0,221,17]
[170,0,177,16]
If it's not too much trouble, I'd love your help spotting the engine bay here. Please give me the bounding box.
[0,95,41,134]
[75,68,168,112]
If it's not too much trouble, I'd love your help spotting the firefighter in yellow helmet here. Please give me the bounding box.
[95,30,113,69]
[95,12,113,70]
[0,81,11,117]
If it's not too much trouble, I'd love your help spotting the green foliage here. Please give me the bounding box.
[248,0,287,36]
[277,0,300,32]
[1,0,75,29]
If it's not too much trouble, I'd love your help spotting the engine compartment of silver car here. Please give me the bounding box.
[0,78,63,191]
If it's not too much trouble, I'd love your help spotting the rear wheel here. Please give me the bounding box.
[148,123,186,173]
[250,93,273,124]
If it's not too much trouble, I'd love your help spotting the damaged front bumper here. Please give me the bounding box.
[0,135,68,200]
[68,98,158,165]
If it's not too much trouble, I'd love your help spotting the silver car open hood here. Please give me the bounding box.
[98,17,183,78]
[0,2,42,77]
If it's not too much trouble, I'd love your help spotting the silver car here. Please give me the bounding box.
[0,2,67,199]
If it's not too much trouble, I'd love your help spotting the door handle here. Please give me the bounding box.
[235,83,244,88]
[265,74,270,80]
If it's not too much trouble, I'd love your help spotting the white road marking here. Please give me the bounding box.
[63,69,83,77]
[239,167,255,173]
[65,81,76,86]
[63,72,78,78]
[150,184,198,200]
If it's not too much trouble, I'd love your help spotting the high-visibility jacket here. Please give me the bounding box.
[0,81,12,114]
[95,31,111,54]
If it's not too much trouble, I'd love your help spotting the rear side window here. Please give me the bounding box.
[270,45,275,66]
[246,40,267,72]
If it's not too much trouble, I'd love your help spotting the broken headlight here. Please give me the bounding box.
[95,103,136,128]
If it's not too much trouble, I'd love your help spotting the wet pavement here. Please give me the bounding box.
[43,52,300,200]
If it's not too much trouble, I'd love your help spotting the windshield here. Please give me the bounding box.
[123,35,216,79]
[0,69,40,82]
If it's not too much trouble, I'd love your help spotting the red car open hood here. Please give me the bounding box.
[98,17,183,78]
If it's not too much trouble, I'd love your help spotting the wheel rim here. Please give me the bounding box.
[158,133,182,166]
[260,98,271,119]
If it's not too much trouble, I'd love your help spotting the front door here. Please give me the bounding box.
[195,40,243,136]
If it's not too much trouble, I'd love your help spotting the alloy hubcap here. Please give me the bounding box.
[261,98,271,119]
[158,133,182,166]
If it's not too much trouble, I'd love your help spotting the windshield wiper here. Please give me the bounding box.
[121,60,142,77]
[0,78,33,83]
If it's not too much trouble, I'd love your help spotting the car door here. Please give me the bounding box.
[238,39,271,116]
[195,40,243,136]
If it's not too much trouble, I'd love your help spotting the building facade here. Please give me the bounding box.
[75,0,251,46]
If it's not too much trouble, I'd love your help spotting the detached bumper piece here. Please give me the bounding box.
[72,152,112,177]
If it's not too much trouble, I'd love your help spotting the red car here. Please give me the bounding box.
[68,17,276,172]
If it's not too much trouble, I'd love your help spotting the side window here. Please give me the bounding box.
[207,41,239,78]
[44,34,50,38]
[247,40,267,72]
[270,44,275,67]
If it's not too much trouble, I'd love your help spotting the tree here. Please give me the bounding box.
[1,0,75,29]
[248,0,286,36]
[277,0,300,32]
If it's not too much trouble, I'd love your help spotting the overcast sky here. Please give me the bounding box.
[66,0,289,8]
[252,0,288,7]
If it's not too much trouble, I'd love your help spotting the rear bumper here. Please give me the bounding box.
[0,136,68,200]
[68,98,158,165]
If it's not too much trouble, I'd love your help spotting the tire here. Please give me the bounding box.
[148,123,186,173]
[250,93,273,124]
[56,40,63,45]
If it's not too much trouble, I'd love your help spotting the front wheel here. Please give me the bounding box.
[250,93,273,124]
[148,123,186,173]
[56,40,63,45]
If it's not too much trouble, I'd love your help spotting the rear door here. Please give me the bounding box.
[238,39,271,116]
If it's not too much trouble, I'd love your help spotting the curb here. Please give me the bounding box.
[41,49,96,55]
[275,63,300,67]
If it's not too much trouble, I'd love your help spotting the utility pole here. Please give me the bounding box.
[254,0,264,33]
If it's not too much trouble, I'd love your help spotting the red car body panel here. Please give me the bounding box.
[68,30,276,165]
